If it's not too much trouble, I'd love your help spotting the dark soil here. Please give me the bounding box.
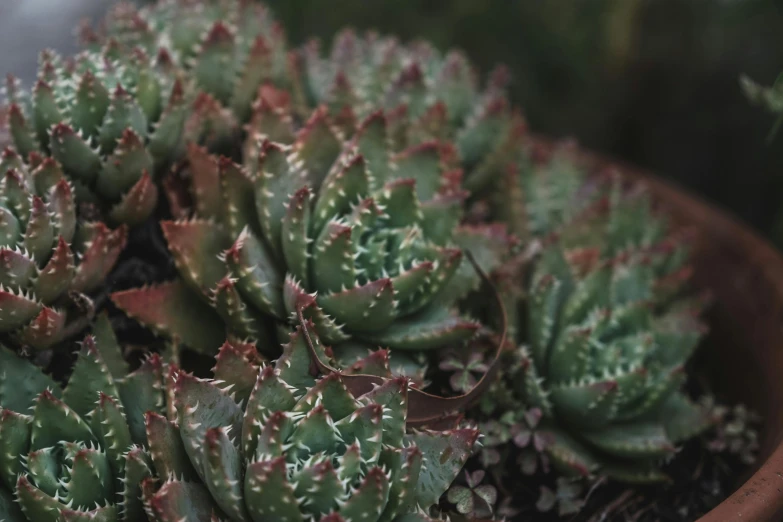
[458,368,757,522]
[495,437,746,522]
[101,215,178,349]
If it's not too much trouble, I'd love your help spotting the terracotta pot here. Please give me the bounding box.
[541,138,783,521]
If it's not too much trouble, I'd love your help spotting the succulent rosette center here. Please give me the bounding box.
[19,400,116,512]
[268,124,475,350]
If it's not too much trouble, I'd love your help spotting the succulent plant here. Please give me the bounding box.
[92,0,525,191]
[122,113,508,353]
[105,1,513,360]
[0,314,477,521]
[0,315,164,521]
[141,323,478,521]
[296,30,525,199]
[4,44,186,226]
[0,147,126,351]
[507,172,714,482]
[491,140,590,242]
[93,0,289,124]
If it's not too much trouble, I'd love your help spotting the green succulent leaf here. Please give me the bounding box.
[122,447,155,521]
[504,168,710,481]
[118,354,166,445]
[0,409,31,490]
[62,336,122,419]
[148,480,219,522]
[0,485,24,522]
[175,372,244,481]
[91,313,129,379]
[0,346,61,412]
[407,428,478,508]
[244,457,304,522]
[145,412,199,482]
[112,280,227,355]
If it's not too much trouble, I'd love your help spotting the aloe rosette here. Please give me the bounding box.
[93,0,524,193]
[0,316,164,521]
[114,109,510,356]
[0,147,126,350]
[95,0,289,123]
[296,28,525,197]
[503,155,714,481]
[0,316,476,522]
[140,324,478,521]
[105,0,513,360]
[5,43,185,225]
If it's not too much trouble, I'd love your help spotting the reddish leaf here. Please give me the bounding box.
[112,280,226,355]
[16,306,66,351]
[109,171,158,226]
[72,222,127,293]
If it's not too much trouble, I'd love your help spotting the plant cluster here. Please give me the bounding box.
[0,1,749,521]
[97,0,516,366]
[0,317,475,521]
[0,144,126,351]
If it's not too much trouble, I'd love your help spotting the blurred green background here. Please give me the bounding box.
[268,0,783,240]
[3,0,783,240]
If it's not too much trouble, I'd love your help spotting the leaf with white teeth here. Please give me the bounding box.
[101,4,513,364]
[142,326,476,521]
[225,227,285,319]
[0,483,24,521]
[8,41,184,225]
[0,327,165,521]
[502,169,714,482]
